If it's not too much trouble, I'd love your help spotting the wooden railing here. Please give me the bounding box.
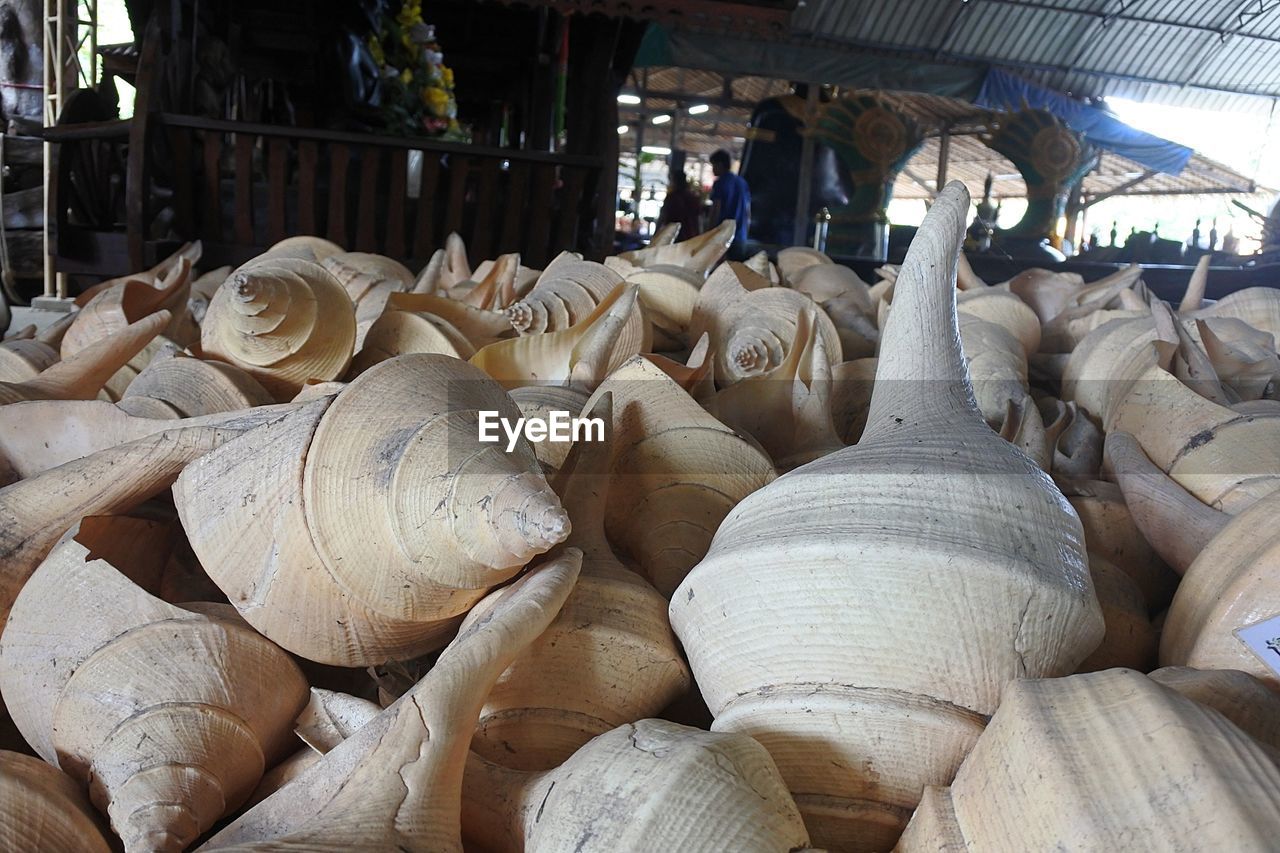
[129,114,606,272]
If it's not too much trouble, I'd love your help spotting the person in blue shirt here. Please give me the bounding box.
[708,149,751,261]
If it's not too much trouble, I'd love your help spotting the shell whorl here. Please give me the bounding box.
[201,257,355,400]
[506,299,537,333]
[0,520,308,853]
[174,354,569,665]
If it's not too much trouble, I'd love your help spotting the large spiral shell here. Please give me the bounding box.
[506,252,625,335]
[173,354,570,666]
[707,308,845,471]
[670,183,1103,852]
[583,355,776,597]
[118,349,274,418]
[0,517,309,853]
[690,261,842,386]
[201,256,356,400]
[897,670,1280,851]
[460,396,690,771]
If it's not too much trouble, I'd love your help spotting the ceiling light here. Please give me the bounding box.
[688,104,710,114]
[651,114,672,125]
[617,125,629,134]
[617,93,641,105]
[641,145,672,155]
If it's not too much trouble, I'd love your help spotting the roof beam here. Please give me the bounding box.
[1082,169,1156,207]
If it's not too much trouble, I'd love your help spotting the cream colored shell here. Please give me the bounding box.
[670,183,1103,852]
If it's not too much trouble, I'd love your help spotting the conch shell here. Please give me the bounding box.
[0,311,169,406]
[200,256,356,400]
[690,261,842,386]
[584,354,776,597]
[0,751,113,853]
[615,219,735,277]
[173,354,570,666]
[63,245,199,354]
[472,283,645,390]
[670,183,1103,852]
[1160,488,1280,688]
[118,348,274,417]
[896,669,1280,851]
[506,252,625,335]
[460,395,690,770]
[707,308,844,470]
[461,719,811,853]
[198,552,581,851]
[0,517,309,852]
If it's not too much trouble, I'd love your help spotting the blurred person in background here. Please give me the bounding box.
[657,171,702,240]
[709,149,751,261]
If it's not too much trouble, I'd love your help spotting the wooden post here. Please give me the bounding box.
[936,127,950,190]
[791,84,819,247]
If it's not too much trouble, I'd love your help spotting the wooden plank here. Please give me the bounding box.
[201,129,222,242]
[266,137,288,243]
[385,149,407,259]
[168,125,194,238]
[297,140,317,235]
[471,158,501,261]
[555,167,587,256]
[412,151,441,258]
[443,155,470,238]
[355,148,381,252]
[327,143,350,247]
[234,132,255,246]
[525,164,557,267]
[499,161,530,257]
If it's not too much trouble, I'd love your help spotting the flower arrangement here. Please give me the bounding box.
[368,0,469,140]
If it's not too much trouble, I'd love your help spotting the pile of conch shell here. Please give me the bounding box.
[2,195,1280,852]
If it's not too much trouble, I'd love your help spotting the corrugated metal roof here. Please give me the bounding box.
[782,0,1280,112]
[619,68,1267,201]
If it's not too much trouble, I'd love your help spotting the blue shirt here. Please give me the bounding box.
[710,172,751,250]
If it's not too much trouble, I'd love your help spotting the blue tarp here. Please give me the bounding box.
[976,68,1193,175]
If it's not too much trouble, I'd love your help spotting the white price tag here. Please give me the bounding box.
[1234,614,1280,678]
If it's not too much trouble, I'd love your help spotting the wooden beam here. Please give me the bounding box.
[903,168,939,199]
[1082,170,1157,208]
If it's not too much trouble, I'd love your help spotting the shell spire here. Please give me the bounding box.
[864,186,977,436]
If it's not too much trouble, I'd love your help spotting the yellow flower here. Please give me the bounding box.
[367,34,385,66]
[441,66,454,88]
[400,67,413,84]
[422,85,450,117]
